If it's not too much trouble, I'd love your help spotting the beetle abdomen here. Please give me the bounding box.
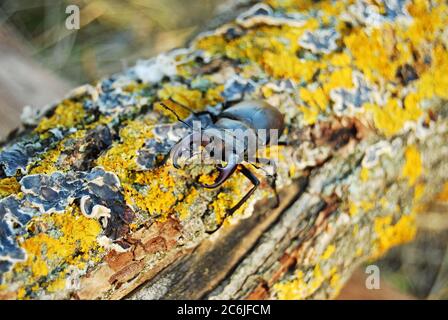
[220,100,284,134]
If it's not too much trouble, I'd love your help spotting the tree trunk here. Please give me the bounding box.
[0,0,447,300]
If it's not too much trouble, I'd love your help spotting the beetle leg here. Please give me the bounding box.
[252,157,279,208]
[227,165,260,215]
[268,171,280,208]
[254,157,278,173]
[171,132,202,169]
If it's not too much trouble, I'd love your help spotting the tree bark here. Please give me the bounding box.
[0,0,447,300]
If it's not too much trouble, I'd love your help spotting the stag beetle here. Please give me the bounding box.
[160,99,285,215]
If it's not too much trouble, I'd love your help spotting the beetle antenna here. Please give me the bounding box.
[159,102,193,129]
[168,97,196,114]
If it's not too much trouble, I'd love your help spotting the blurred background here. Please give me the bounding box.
[1,0,219,83]
[0,0,447,300]
[0,0,219,137]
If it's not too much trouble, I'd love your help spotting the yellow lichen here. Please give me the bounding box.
[29,146,62,175]
[123,166,182,217]
[322,244,335,260]
[321,66,354,93]
[360,167,369,182]
[209,173,247,225]
[175,187,199,220]
[274,264,339,300]
[402,145,422,187]
[348,199,375,217]
[299,104,320,125]
[348,201,358,216]
[10,205,102,296]
[0,177,20,197]
[365,98,422,137]
[263,51,321,82]
[157,83,224,111]
[46,276,67,293]
[298,86,328,125]
[96,116,156,180]
[35,101,86,133]
[405,0,448,47]
[418,44,448,100]
[196,22,320,82]
[372,214,416,259]
[344,26,412,84]
[329,272,341,290]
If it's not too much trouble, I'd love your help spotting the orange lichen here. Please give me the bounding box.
[436,183,448,202]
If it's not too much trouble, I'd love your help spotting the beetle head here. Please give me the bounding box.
[170,127,241,188]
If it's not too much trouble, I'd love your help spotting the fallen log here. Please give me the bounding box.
[0,0,447,300]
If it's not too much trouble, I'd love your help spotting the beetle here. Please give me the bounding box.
[160,98,285,215]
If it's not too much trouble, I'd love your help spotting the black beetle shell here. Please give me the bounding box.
[219,100,285,139]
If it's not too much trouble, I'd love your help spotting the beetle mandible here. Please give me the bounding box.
[160,98,285,215]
